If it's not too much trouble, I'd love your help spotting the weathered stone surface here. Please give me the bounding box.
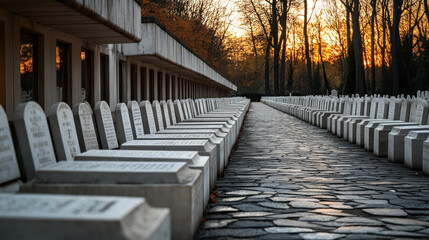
[363,208,408,217]
[265,227,315,233]
[334,226,385,234]
[0,105,20,185]
[299,232,345,240]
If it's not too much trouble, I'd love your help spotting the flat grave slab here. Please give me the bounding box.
[0,193,170,240]
[75,149,210,206]
[121,139,218,191]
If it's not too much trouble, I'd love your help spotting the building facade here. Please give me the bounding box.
[0,0,236,119]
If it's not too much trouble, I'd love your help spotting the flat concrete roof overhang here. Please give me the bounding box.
[123,17,237,92]
[0,0,142,43]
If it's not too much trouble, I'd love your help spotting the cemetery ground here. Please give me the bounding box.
[197,102,429,239]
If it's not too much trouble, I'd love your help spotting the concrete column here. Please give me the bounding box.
[136,63,141,102]
[153,68,158,100]
[108,44,118,110]
[145,66,150,100]
[71,39,82,107]
[172,75,177,100]
[178,77,182,99]
[161,70,166,100]
[184,79,188,98]
[167,73,172,100]
[92,45,100,105]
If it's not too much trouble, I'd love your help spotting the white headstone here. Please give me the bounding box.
[376,100,388,119]
[73,102,100,152]
[194,100,201,115]
[0,105,20,184]
[115,103,134,145]
[167,100,177,125]
[140,100,157,134]
[181,100,190,120]
[387,99,401,120]
[48,102,81,161]
[13,101,57,181]
[94,101,119,149]
[160,100,171,128]
[399,99,411,122]
[185,100,195,118]
[197,99,205,114]
[152,100,164,131]
[202,99,208,113]
[174,100,185,122]
[190,100,199,117]
[415,100,429,124]
[409,100,418,122]
[127,101,145,139]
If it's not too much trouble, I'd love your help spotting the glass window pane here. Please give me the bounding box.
[0,21,5,107]
[56,41,69,103]
[20,31,38,103]
[81,49,93,106]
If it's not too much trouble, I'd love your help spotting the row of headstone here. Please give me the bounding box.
[261,92,429,176]
[0,96,250,239]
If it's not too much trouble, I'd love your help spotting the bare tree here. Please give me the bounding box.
[304,0,313,94]
[390,0,404,95]
[352,0,366,94]
[272,0,280,95]
[370,0,376,93]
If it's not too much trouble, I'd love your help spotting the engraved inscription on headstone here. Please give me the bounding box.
[167,100,177,125]
[189,100,197,117]
[43,161,180,172]
[73,102,99,151]
[0,194,119,216]
[152,100,165,131]
[399,99,410,122]
[13,101,56,180]
[0,105,20,184]
[202,99,208,113]
[94,101,119,149]
[160,100,171,127]
[174,100,185,122]
[376,100,387,119]
[124,139,208,146]
[48,102,81,161]
[181,100,190,119]
[78,149,197,159]
[115,103,134,145]
[415,100,428,124]
[128,101,145,138]
[140,100,157,134]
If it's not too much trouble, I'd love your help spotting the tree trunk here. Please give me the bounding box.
[272,0,279,95]
[370,0,376,93]
[280,0,288,95]
[352,0,366,94]
[318,29,330,93]
[424,0,429,23]
[265,40,271,95]
[287,30,295,92]
[346,0,351,49]
[391,0,403,95]
[304,0,312,95]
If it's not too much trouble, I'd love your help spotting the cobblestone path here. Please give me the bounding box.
[197,102,429,239]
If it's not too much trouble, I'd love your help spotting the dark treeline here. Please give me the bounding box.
[142,0,429,97]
